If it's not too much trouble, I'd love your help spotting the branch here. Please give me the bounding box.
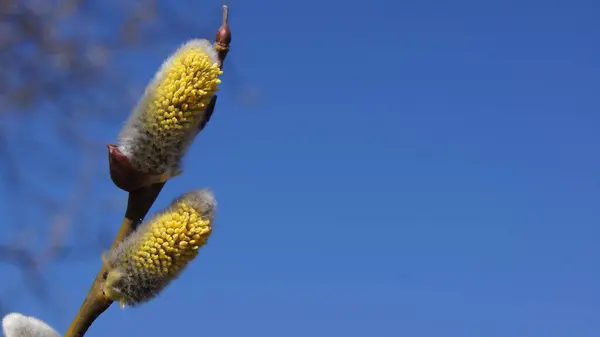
[63,6,232,337]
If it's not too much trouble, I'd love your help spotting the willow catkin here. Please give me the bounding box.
[117,39,222,181]
[102,189,216,307]
[2,313,60,337]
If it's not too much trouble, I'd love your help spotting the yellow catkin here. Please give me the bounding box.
[146,46,222,141]
[131,201,210,275]
[117,39,223,177]
[102,189,216,307]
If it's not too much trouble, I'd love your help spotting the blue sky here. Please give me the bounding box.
[3,0,600,336]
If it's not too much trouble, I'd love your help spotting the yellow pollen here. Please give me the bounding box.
[126,200,212,278]
[144,46,222,142]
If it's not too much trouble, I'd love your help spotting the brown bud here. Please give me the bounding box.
[107,144,148,192]
[214,5,231,68]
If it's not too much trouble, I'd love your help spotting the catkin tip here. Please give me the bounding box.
[2,313,21,332]
[115,37,223,178]
[177,38,220,65]
[177,188,217,221]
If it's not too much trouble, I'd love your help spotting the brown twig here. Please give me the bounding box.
[63,5,231,337]
[63,185,163,337]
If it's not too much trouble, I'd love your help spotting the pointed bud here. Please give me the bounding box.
[214,5,232,68]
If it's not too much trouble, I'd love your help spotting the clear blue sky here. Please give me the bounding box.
[5,0,600,336]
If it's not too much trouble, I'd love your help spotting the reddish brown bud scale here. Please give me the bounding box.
[198,5,231,131]
[108,144,149,192]
[214,5,231,68]
[197,95,218,132]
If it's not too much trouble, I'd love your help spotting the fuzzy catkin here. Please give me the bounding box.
[2,313,60,337]
[117,39,222,177]
[102,189,216,307]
